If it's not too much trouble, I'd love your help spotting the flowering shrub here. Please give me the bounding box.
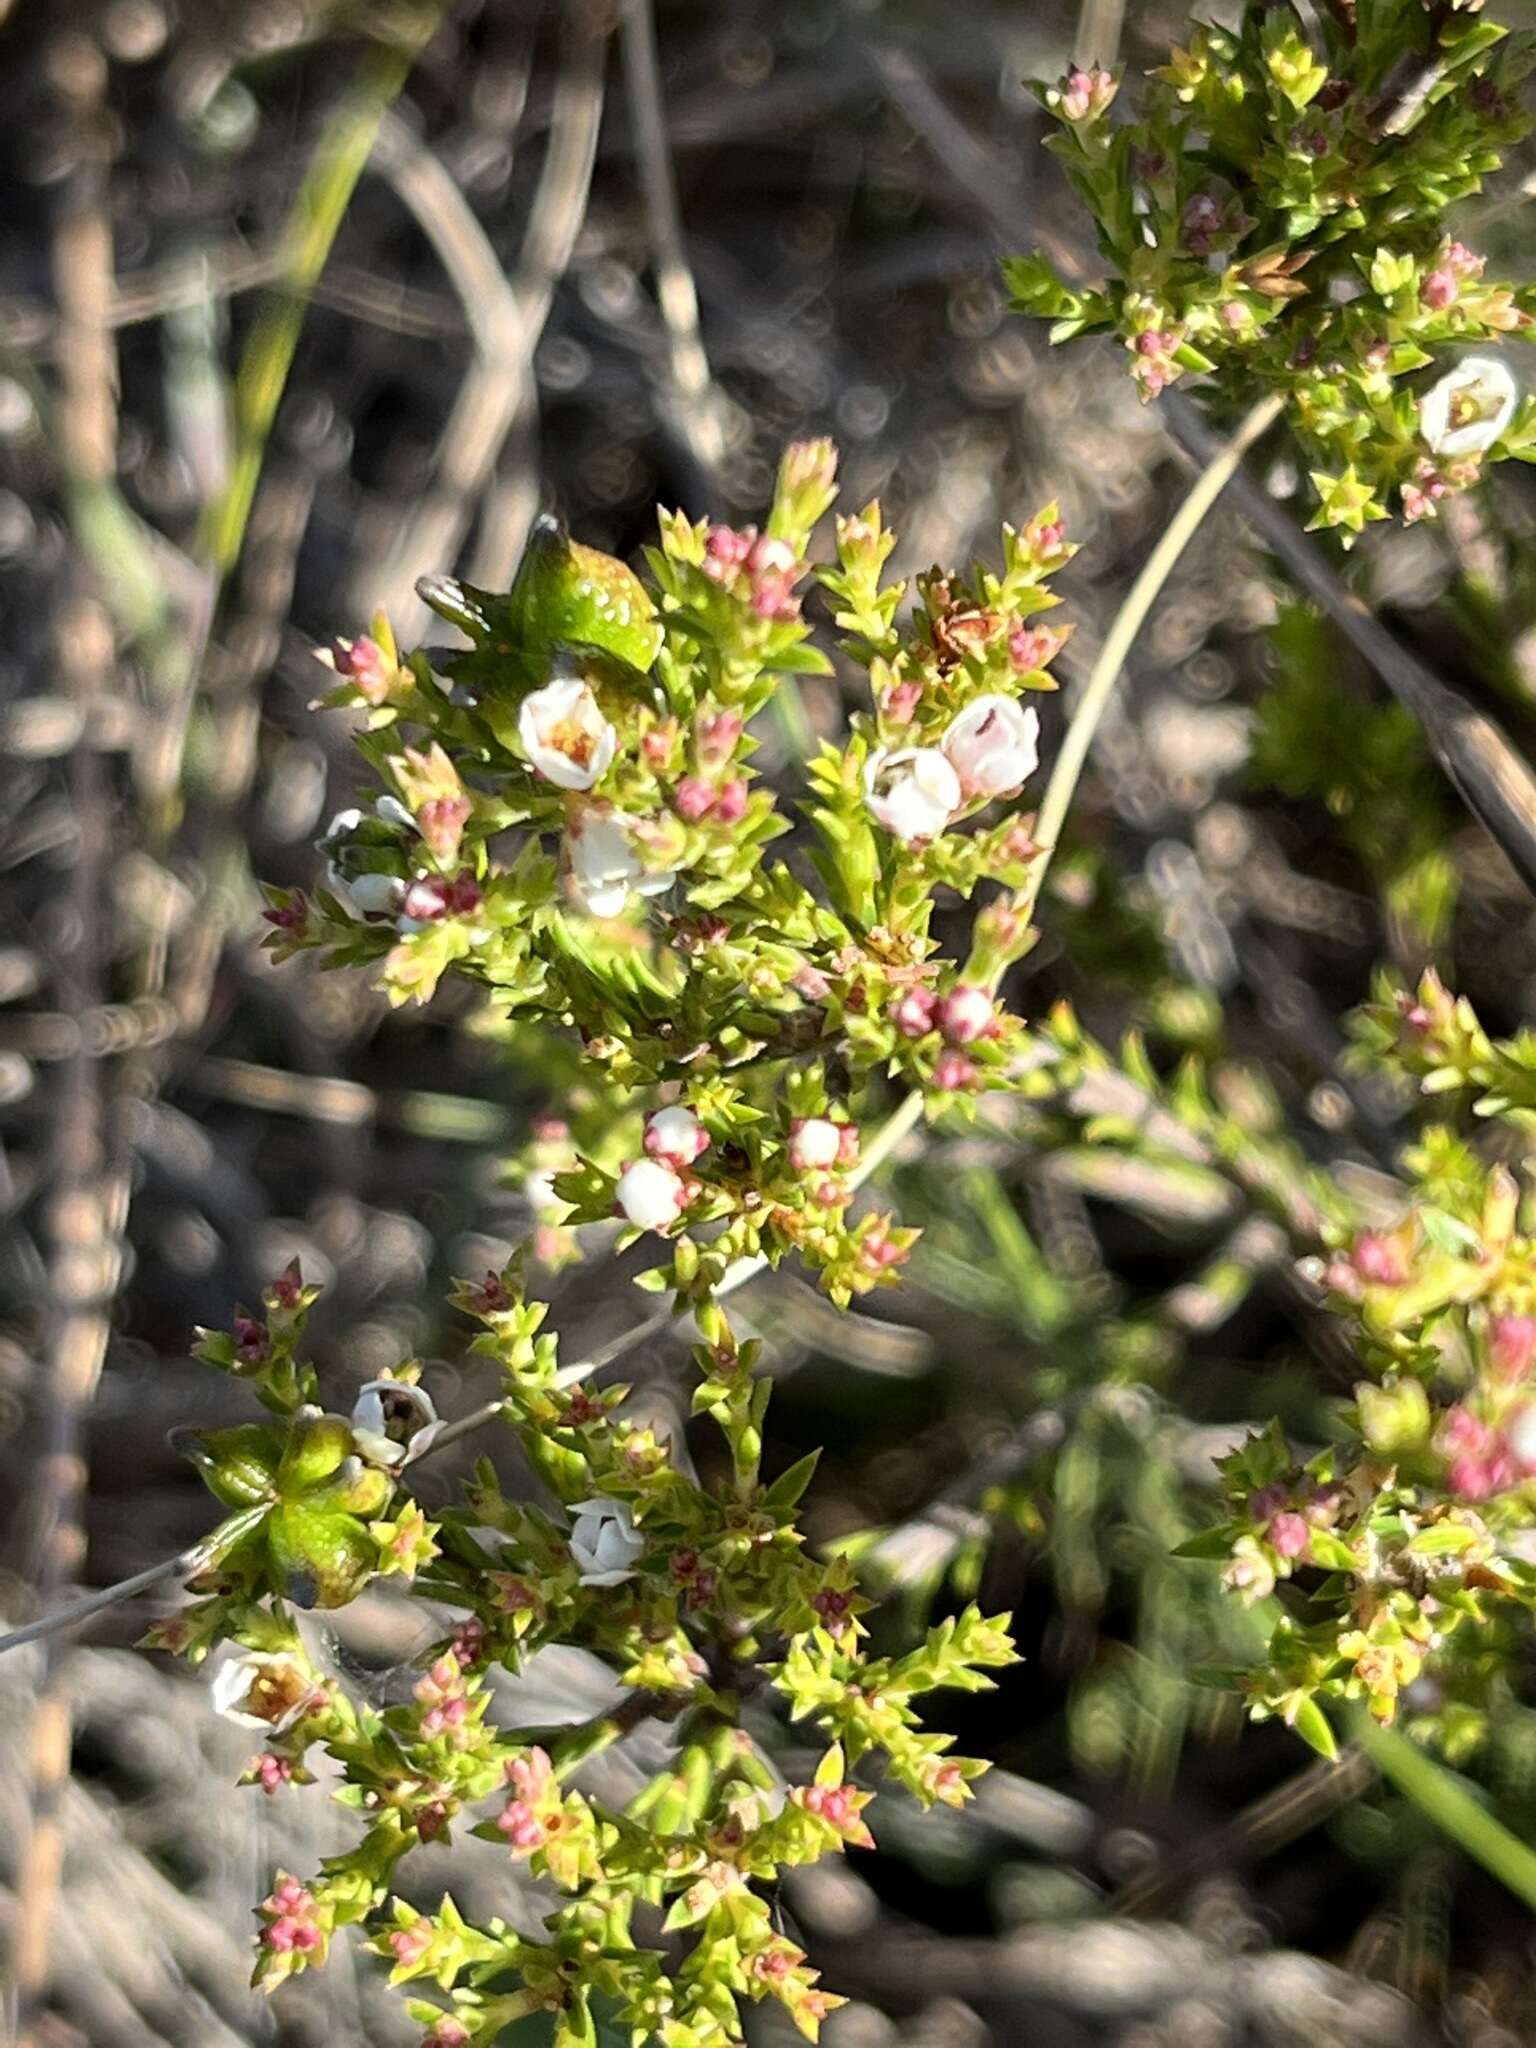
[148,441,1076,2044]
[1006,2,1536,533]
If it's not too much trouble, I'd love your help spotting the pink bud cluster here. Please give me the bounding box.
[260,1875,322,1954]
[1420,240,1486,312]
[496,1746,554,1853]
[401,870,483,923]
[413,1655,472,1742]
[1321,1228,1411,1297]
[675,774,748,826]
[702,525,804,621]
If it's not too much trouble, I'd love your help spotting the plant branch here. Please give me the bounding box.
[862,34,1536,905]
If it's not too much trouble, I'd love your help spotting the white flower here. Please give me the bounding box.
[615,1157,686,1231]
[350,1378,441,1467]
[864,747,961,842]
[326,864,402,918]
[518,677,617,790]
[940,695,1040,800]
[568,1496,644,1586]
[210,1649,314,1732]
[1509,1406,1536,1468]
[374,793,416,832]
[1420,355,1519,458]
[566,808,675,918]
[788,1117,842,1173]
[644,1105,709,1170]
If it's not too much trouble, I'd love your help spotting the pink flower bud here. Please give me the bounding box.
[1421,269,1458,311]
[792,962,832,1001]
[256,1753,293,1794]
[705,523,754,567]
[644,1105,710,1170]
[936,984,994,1046]
[712,778,748,825]
[390,1921,434,1967]
[262,893,309,934]
[233,1314,270,1365]
[1491,1313,1536,1382]
[789,1117,844,1173]
[933,1050,977,1091]
[675,777,716,823]
[1351,1231,1410,1286]
[892,987,938,1038]
[748,535,797,577]
[751,569,800,621]
[1268,1511,1311,1560]
[1007,623,1063,673]
[697,709,743,763]
[883,679,923,726]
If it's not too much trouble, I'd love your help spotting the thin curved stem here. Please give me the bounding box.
[1033,390,1285,873]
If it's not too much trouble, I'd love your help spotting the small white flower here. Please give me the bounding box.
[566,808,675,918]
[518,677,617,790]
[615,1157,687,1231]
[940,695,1041,800]
[1508,1406,1536,1468]
[326,865,402,918]
[644,1105,709,1170]
[210,1649,314,1732]
[374,793,416,832]
[525,1168,566,1216]
[1420,355,1519,458]
[568,1496,644,1586]
[788,1117,842,1173]
[864,747,961,842]
[323,806,363,841]
[350,1378,441,1467]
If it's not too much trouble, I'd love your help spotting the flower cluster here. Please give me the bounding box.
[266,443,1070,1307]
[1184,974,1536,1758]
[1007,6,1536,533]
[153,444,1041,2045]
[158,1258,1014,2044]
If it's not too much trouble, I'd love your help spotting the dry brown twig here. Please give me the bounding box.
[360,3,609,638]
[12,31,128,2042]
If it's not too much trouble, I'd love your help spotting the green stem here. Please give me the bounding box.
[201,31,431,577]
[1031,390,1285,880]
[1353,1712,1536,1912]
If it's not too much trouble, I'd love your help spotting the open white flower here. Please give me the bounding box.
[568,1496,644,1586]
[615,1157,687,1231]
[1420,355,1519,458]
[326,866,402,918]
[864,747,961,842]
[941,695,1040,800]
[518,677,617,790]
[566,808,675,918]
[350,1378,441,1467]
[210,1649,315,1732]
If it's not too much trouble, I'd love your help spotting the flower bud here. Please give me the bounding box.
[644,1105,710,1171]
[789,1117,844,1173]
[892,987,937,1038]
[936,984,994,1046]
[615,1157,687,1231]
